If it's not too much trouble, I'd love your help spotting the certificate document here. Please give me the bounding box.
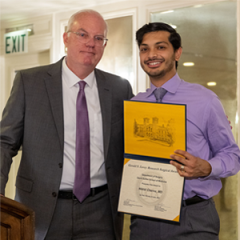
[118,101,186,222]
[118,158,184,222]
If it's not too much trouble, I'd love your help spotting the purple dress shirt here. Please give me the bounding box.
[131,73,240,200]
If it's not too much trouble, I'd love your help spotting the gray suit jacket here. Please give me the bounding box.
[0,58,133,240]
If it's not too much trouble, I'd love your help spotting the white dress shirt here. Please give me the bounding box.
[60,58,107,190]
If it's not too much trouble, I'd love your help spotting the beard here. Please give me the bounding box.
[142,55,175,80]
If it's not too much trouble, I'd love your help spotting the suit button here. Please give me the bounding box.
[52,192,57,197]
[58,163,63,168]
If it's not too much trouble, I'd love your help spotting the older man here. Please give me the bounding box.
[0,9,133,240]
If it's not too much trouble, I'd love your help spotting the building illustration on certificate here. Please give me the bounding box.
[133,117,175,147]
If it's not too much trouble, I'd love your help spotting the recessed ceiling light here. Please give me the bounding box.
[170,24,177,29]
[161,10,174,14]
[193,4,203,8]
[183,62,195,67]
[207,82,216,86]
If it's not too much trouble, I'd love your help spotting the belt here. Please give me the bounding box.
[182,196,207,207]
[58,184,108,200]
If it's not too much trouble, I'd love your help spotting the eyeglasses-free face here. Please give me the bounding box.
[67,29,108,47]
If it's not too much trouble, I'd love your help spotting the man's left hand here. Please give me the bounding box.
[170,150,212,178]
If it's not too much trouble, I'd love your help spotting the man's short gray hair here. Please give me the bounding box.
[66,9,108,36]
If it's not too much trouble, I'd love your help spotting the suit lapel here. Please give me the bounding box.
[43,64,112,158]
[44,59,64,150]
[95,69,112,160]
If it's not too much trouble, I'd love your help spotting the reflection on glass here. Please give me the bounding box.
[97,16,134,88]
[151,1,238,240]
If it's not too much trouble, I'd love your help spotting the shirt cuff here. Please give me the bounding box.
[198,157,221,180]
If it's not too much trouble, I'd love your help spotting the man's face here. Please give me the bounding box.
[139,31,181,84]
[63,13,107,73]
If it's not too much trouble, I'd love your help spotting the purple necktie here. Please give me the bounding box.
[153,87,167,103]
[74,81,90,202]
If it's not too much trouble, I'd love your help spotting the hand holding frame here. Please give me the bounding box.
[170,150,212,178]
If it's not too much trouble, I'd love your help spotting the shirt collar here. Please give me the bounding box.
[148,73,182,97]
[62,57,95,88]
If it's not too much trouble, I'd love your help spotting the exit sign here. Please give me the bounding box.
[4,30,28,54]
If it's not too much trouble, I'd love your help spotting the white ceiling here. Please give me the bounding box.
[0,0,126,22]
